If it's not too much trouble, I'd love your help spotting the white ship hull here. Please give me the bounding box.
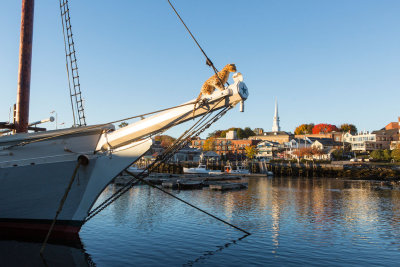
[0,126,152,241]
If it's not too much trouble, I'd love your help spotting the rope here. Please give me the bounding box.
[166,0,228,87]
[40,160,82,254]
[125,170,251,235]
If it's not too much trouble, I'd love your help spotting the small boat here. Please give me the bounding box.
[224,165,250,174]
[183,164,209,174]
[126,165,148,175]
[183,163,222,175]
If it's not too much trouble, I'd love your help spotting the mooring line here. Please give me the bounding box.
[125,170,251,235]
[183,234,250,266]
[40,156,89,254]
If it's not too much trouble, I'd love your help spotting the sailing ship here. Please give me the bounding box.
[0,0,249,242]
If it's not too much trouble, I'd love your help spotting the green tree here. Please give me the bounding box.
[391,147,400,161]
[236,128,245,139]
[331,149,344,160]
[245,145,257,160]
[244,127,255,138]
[340,123,357,134]
[383,149,392,161]
[370,150,384,161]
[207,130,222,138]
[118,122,128,128]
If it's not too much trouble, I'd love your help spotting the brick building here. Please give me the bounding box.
[191,138,261,159]
[249,131,293,144]
[385,117,400,130]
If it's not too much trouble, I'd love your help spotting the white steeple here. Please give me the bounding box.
[272,99,280,132]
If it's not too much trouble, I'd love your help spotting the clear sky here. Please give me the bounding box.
[1,1,399,138]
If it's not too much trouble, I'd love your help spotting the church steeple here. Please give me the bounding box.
[272,99,280,132]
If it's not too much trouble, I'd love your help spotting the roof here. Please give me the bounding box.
[372,128,399,136]
[261,131,293,136]
[203,151,220,157]
[313,138,341,146]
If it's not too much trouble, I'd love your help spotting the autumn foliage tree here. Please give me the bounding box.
[294,123,314,135]
[203,137,216,151]
[155,135,176,148]
[245,145,257,160]
[312,123,339,134]
[339,123,357,134]
[293,147,324,158]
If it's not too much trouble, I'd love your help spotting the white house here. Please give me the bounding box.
[343,129,398,152]
[256,140,280,159]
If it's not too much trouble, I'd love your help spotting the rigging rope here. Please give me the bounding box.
[4,100,198,150]
[166,0,228,87]
[85,98,230,221]
[40,159,82,254]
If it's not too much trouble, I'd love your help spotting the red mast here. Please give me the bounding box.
[15,0,34,133]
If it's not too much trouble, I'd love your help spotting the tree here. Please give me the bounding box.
[392,147,400,161]
[203,137,216,151]
[245,145,257,160]
[294,123,314,135]
[236,128,245,139]
[383,149,392,161]
[340,123,357,134]
[244,127,255,138]
[331,149,344,160]
[155,135,176,148]
[370,150,384,161]
[207,130,222,138]
[312,123,339,134]
[118,122,128,128]
[306,124,314,134]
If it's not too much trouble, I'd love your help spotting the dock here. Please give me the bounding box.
[114,173,250,191]
[209,183,248,191]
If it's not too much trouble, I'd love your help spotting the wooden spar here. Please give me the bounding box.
[15,0,35,133]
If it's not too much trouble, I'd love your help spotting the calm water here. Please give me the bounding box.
[3,177,400,266]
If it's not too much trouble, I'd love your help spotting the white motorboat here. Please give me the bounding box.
[0,0,249,242]
[183,164,222,175]
[224,165,250,174]
[126,165,148,175]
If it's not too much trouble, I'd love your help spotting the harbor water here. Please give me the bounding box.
[3,177,400,266]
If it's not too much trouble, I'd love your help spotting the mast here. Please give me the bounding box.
[15,0,34,133]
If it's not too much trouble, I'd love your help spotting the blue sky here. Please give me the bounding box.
[1,1,399,137]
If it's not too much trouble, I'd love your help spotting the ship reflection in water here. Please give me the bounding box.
[2,177,400,266]
[0,239,94,266]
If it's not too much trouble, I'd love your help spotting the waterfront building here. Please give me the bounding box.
[190,138,261,159]
[311,139,342,150]
[249,131,294,144]
[256,140,281,159]
[284,138,313,149]
[343,129,398,152]
[295,132,344,142]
